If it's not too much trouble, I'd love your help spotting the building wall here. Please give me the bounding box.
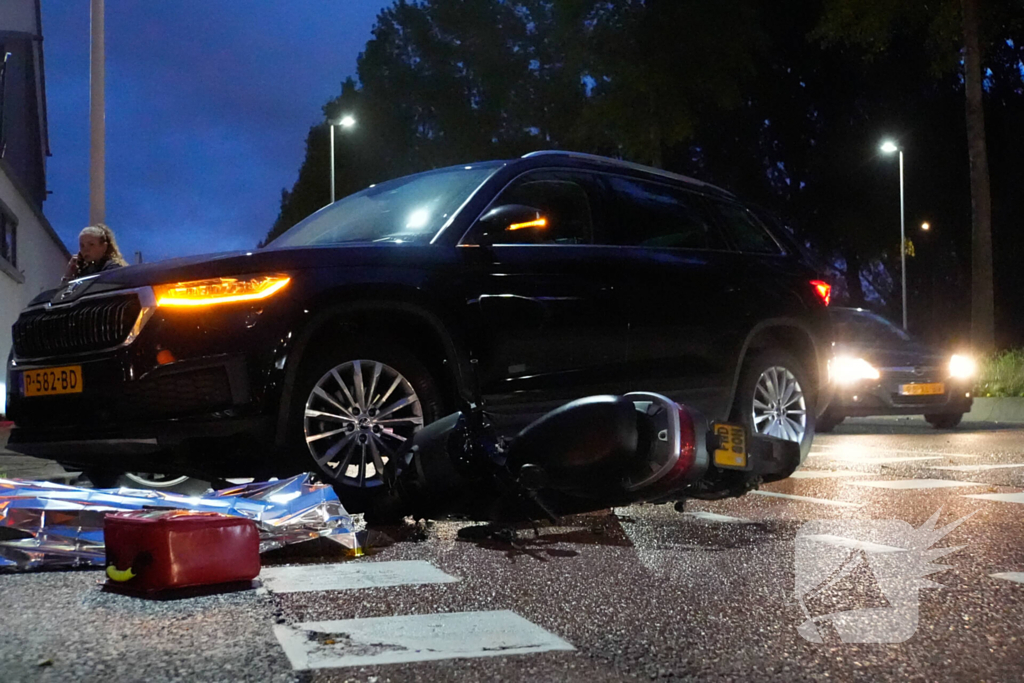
[0,162,68,415]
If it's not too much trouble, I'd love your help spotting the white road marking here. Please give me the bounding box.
[788,470,873,479]
[751,491,864,508]
[812,446,979,459]
[850,479,987,490]
[683,511,754,523]
[260,561,458,594]
[273,610,575,670]
[826,456,944,464]
[990,572,1024,585]
[928,464,1024,472]
[963,492,1024,505]
[802,534,907,554]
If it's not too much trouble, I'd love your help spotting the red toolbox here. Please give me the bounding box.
[104,510,260,594]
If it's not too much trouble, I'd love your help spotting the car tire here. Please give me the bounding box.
[925,413,963,429]
[815,409,844,433]
[732,349,816,464]
[292,338,446,512]
[83,469,211,495]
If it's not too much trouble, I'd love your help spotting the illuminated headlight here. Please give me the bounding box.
[949,354,977,380]
[830,356,881,385]
[154,274,290,307]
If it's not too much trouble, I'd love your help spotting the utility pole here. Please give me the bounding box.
[89,0,105,226]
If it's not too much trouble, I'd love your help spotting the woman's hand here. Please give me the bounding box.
[63,254,80,281]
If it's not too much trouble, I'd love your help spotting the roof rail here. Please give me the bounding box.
[520,150,729,195]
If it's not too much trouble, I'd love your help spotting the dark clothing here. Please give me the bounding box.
[75,258,122,278]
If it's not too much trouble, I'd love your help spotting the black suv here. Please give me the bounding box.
[6,151,832,504]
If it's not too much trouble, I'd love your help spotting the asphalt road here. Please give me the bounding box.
[2,417,1023,682]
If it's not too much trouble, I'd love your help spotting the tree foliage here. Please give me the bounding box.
[265,0,1024,345]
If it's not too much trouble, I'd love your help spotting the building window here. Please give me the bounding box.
[0,210,15,268]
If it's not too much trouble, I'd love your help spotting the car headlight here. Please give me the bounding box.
[830,356,881,385]
[949,354,976,380]
[154,274,291,307]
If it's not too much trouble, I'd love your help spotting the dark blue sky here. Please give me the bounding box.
[41,0,390,262]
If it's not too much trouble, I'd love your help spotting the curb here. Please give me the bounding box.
[964,397,1024,425]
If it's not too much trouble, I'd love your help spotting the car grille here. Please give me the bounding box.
[12,294,142,359]
[882,367,942,383]
[121,367,234,417]
[891,393,947,406]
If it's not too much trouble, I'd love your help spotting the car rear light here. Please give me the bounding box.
[809,280,831,306]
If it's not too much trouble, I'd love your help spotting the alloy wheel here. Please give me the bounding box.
[123,472,192,489]
[751,365,807,442]
[303,359,424,488]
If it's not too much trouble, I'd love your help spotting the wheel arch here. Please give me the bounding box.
[727,319,826,417]
[274,294,472,446]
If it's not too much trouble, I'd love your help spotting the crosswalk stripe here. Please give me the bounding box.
[928,464,1024,472]
[788,470,872,479]
[260,561,458,594]
[817,455,944,464]
[990,572,1024,584]
[683,511,754,523]
[751,491,863,508]
[849,479,987,490]
[963,492,1024,505]
[274,610,574,670]
[812,446,980,459]
[801,534,906,554]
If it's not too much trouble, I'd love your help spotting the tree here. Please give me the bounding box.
[813,0,1012,349]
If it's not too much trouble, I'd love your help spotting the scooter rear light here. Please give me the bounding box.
[660,405,698,488]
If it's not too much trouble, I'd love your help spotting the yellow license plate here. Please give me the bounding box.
[21,365,84,397]
[713,422,747,469]
[899,382,945,396]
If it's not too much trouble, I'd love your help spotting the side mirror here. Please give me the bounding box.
[472,204,548,245]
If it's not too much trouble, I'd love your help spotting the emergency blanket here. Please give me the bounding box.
[0,475,356,571]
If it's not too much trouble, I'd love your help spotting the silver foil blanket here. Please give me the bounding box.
[0,475,356,571]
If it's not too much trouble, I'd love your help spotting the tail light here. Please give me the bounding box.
[623,393,708,496]
[809,280,831,306]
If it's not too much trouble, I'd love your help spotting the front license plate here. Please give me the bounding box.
[899,382,945,396]
[21,365,84,397]
[712,422,748,469]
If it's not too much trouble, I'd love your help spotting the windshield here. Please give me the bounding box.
[268,163,502,248]
[833,309,912,345]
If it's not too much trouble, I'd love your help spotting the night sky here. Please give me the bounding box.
[41,0,390,263]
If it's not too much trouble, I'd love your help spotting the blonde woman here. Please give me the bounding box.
[62,223,129,282]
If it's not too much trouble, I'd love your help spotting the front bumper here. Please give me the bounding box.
[829,375,973,417]
[5,286,299,476]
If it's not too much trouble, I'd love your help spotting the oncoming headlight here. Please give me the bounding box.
[949,354,977,380]
[830,356,881,385]
[154,275,291,307]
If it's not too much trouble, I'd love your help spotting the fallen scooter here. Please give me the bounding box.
[365,391,804,525]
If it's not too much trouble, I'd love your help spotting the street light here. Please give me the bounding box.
[921,222,930,231]
[329,115,357,204]
[880,139,907,329]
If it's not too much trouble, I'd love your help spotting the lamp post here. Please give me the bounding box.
[329,115,356,204]
[880,140,907,329]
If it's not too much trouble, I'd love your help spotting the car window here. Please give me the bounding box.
[477,173,596,245]
[711,201,783,254]
[268,163,500,247]
[602,176,723,250]
[833,310,912,344]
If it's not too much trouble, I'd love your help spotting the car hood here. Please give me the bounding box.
[836,341,948,368]
[31,244,441,306]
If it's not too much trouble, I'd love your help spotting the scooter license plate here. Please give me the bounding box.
[712,422,748,470]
